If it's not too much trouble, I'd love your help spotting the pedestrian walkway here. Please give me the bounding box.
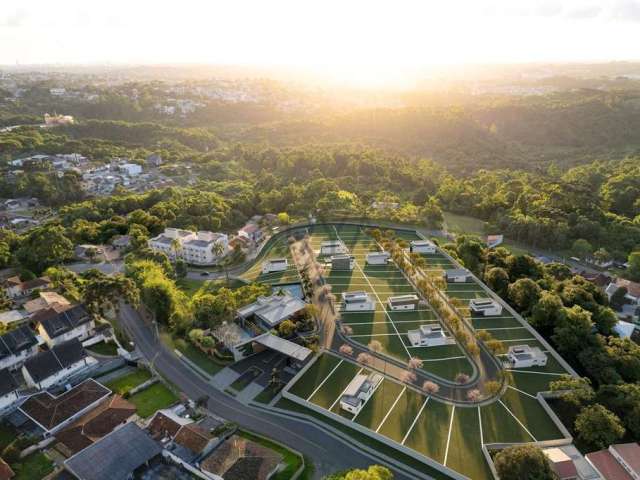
[236,382,265,404]
[211,367,242,390]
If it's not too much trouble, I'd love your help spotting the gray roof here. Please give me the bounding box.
[237,294,306,328]
[444,268,470,277]
[253,333,312,362]
[184,239,212,248]
[65,423,161,480]
[151,235,173,246]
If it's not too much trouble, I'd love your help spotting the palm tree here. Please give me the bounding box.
[170,238,182,263]
[213,241,229,285]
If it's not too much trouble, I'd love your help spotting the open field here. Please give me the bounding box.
[286,351,564,480]
[240,235,301,285]
[308,224,475,381]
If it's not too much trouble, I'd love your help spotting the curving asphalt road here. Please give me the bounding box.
[117,303,433,480]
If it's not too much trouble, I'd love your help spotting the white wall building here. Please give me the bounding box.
[149,228,229,265]
[507,345,548,368]
[410,240,436,254]
[469,298,503,316]
[22,339,96,390]
[387,294,419,311]
[262,258,288,274]
[0,369,20,412]
[366,251,390,265]
[342,291,376,311]
[340,373,383,415]
[330,254,355,270]
[0,326,39,371]
[443,269,472,283]
[407,325,447,347]
[35,304,95,348]
[119,163,142,177]
[320,240,347,256]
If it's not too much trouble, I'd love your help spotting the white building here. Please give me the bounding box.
[443,269,472,283]
[0,326,39,371]
[330,254,355,271]
[340,373,383,415]
[366,251,390,265]
[35,304,95,348]
[342,291,376,311]
[0,369,19,412]
[469,298,503,316]
[320,240,347,256]
[119,163,142,177]
[262,258,288,274]
[407,325,447,347]
[507,345,548,368]
[410,240,436,254]
[387,294,419,311]
[149,228,229,265]
[22,339,96,390]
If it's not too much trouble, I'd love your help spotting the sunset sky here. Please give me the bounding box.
[1,0,639,73]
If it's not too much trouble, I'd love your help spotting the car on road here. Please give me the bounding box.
[200,271,210,276]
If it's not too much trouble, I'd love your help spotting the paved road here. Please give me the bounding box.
[117,304,428,480]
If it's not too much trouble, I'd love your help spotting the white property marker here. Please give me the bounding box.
[499,400,537,442]
[443,405,456,466]
[478,405,484,445]
[505,369,566,376]
[375,386,407,433]
[507,385,537,399]
[306,360,344,401]
[401,396,431,445]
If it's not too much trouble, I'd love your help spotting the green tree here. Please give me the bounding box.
[83,272,140,316]
[507,278,541,314]
[575,404,625,450]
[530,291,566,337]
[571,239,593,260]
[609,286,628,311]
[484,267,510,297]
[628,251,640,281]
[552,306,594,358]
[17,225,74,273]
[549,375,595,408]
[494,445,558,480]
[325,465,393,480]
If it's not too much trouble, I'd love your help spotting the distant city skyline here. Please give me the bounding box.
[2,0,640,86]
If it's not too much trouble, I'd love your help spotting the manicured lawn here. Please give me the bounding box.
[104,369,152,395]
[308,361,360,409]
[403,399,452,464]
[128,382,179,418]
[253,384,283,404]
[500,388,562,441]
[161,331,226,376]
[289,354,341,399]
[238,430,304,480]
[446,407,493,480]
[176,278,207,297]
[229,366,262,392]
[11,452,54,480]
[86,341,118,356]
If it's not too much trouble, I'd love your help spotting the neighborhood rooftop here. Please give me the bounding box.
[23,338,87,384]
[237,294,306,328]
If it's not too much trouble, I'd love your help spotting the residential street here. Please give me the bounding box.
[117,303,431,480]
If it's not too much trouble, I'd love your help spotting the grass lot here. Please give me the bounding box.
[104,369,152,395]
[128,382,179,418]
[86,341,118,356]
[253,384,283,404]
[443,212,486,236]
[161,330,227,376]
[176,278,207,297]
[238,430,305,480]
[11,452,54,480]
[229,366,262,392]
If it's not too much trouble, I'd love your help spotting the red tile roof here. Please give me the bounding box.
[0,458,14,480]
[611,443,640,476]
[586,450,634,480]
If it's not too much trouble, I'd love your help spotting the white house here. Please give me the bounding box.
[0,368,20,412]
[443,269,472,283]
[4,276,52,299]
[320,240,347,256]
[262,258,288,274]
[0,326,39,371]
[119,163,142,177]
[238,223,263,244]
[330,254,355,271]
[236,293,307,330]
[387,294,420,311]
[182,232,229,266]
[342,291,376,311]
[149,228,228,265]
[469,298,503,316]
[410,240,436,254]
[35,304,95,348]
[407,325,447,347]
[339,373,383,415]
[366,251,390,265]
[22,339,97,390]
[507,345,548,368]
[605,278,640,305]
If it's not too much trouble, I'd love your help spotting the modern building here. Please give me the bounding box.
[586,443,640,480]
[542,445,602,480]
[443,269,472,283]
[238,223,263,244]
[0,326,39,371]
[3,276,52,299]
[149,228,229,265]
[506,345,548,368]
[387,294,419,311]
[410,239,436,254]
[34,303,95,347]
[64,422,162,480]
[262,258,288,274]
[407,325,447,347]
[469,298,503,316]
[119,163,142,177]
[237,293,307,330]
[320,240,347,256]
[330,254,355,270]
[365,251,390,265]
[22,339,96,389]
[341,291,376,311]
[19,379,110,436]
[339,373,383,415]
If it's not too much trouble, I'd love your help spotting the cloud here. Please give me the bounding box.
[564,5,603,19]
[610,0,640,20]
[1,9,28,27]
